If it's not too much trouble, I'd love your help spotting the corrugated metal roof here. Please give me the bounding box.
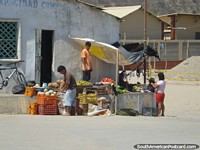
[76,0,103,10]
[158,13,200,17]
[102,5,142,18]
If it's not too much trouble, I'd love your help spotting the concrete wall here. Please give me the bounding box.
[0,94,35,114]
[120,9,163,40]
[0,0,120,93]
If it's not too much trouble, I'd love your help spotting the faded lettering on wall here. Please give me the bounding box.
[0,0,66,9]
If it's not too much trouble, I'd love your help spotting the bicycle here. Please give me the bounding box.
[0,60,26,90]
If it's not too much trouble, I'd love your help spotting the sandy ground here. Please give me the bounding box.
[164,80,200,118]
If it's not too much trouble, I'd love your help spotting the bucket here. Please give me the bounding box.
[25,87,36,97]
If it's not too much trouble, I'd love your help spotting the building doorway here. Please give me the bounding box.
[195,32,200,39]
[35,30,54,86]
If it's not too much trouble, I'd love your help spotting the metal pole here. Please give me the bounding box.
[143,0,147,85]
[115,50,119,115]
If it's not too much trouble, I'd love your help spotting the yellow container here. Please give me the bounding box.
[29,102,38,115]
[25,87,36,97]
[78,94,87,104]
[78,93,98,104]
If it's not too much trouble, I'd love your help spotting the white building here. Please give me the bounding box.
[0,0,120,92]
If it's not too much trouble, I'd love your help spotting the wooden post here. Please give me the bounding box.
[179,41,183,60]
[115,49,119,115]
[186,41,189,59]
[143,0,147,85]
[170,15,176,40]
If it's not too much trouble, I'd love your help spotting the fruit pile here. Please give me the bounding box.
[100,78,114,83]
[76,80,92,86]
[132,85,142,92]
[115,84,129,94]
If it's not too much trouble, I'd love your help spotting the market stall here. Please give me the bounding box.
[26,77,157,116]
[71,37,158,116]
[27,37,159,116]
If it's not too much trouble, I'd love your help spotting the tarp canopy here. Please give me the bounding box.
[70,37,133,66]
[112,42,160,63]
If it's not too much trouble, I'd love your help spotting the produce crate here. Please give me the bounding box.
[38,104,58,115]
[36,94,57,105]
[76,85,93,94]
[78,93,98,104]
[92,86,109,95]
[78,94,87,104]
[85,87,98,94]
[29,102,38,115]
[86,93,98,104]
[25,87,36,97]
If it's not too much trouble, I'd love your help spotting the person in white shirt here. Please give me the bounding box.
[151,72,166,116]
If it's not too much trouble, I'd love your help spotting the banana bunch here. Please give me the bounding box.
[115,84,129,94]
[77,80,92,86]
[133,86,142,92]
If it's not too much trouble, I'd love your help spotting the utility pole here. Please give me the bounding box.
[143,0,147,85]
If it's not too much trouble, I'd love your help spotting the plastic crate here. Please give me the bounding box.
[36,94,57,105]
[38,104,58,115]
[78,93,98,104]
[76,85,93,94]
[36,93,46,99]
[86,93,98,104]
[85,87,97,94]
[25,87,36,97]
[91,86,109,95]
[78,94,87,104]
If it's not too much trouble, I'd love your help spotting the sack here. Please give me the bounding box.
[12,84,26,94]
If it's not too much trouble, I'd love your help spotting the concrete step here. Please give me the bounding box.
[0,94,36,114]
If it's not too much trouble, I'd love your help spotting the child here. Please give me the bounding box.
[147,77,155,93]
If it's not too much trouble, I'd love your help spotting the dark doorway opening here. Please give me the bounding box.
[195,32,200,39]
[40,30,53,85]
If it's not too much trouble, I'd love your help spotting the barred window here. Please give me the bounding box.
[0,21,18,59]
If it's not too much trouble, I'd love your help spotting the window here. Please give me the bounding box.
[0,21,18,59]
[195,32,200,39]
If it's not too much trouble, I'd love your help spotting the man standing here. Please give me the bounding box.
[81,41,93,81]
[57,65,77,116]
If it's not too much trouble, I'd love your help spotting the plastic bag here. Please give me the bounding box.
[12,84,25,94]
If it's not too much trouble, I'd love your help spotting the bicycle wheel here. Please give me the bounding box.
[16,72,26,87]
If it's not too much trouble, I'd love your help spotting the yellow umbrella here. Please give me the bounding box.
[70,37,132,66]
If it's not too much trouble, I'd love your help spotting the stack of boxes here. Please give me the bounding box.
[36,94,58,115]
[78,88,98,115]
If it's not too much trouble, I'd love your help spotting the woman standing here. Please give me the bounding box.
[151,72,166,116]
